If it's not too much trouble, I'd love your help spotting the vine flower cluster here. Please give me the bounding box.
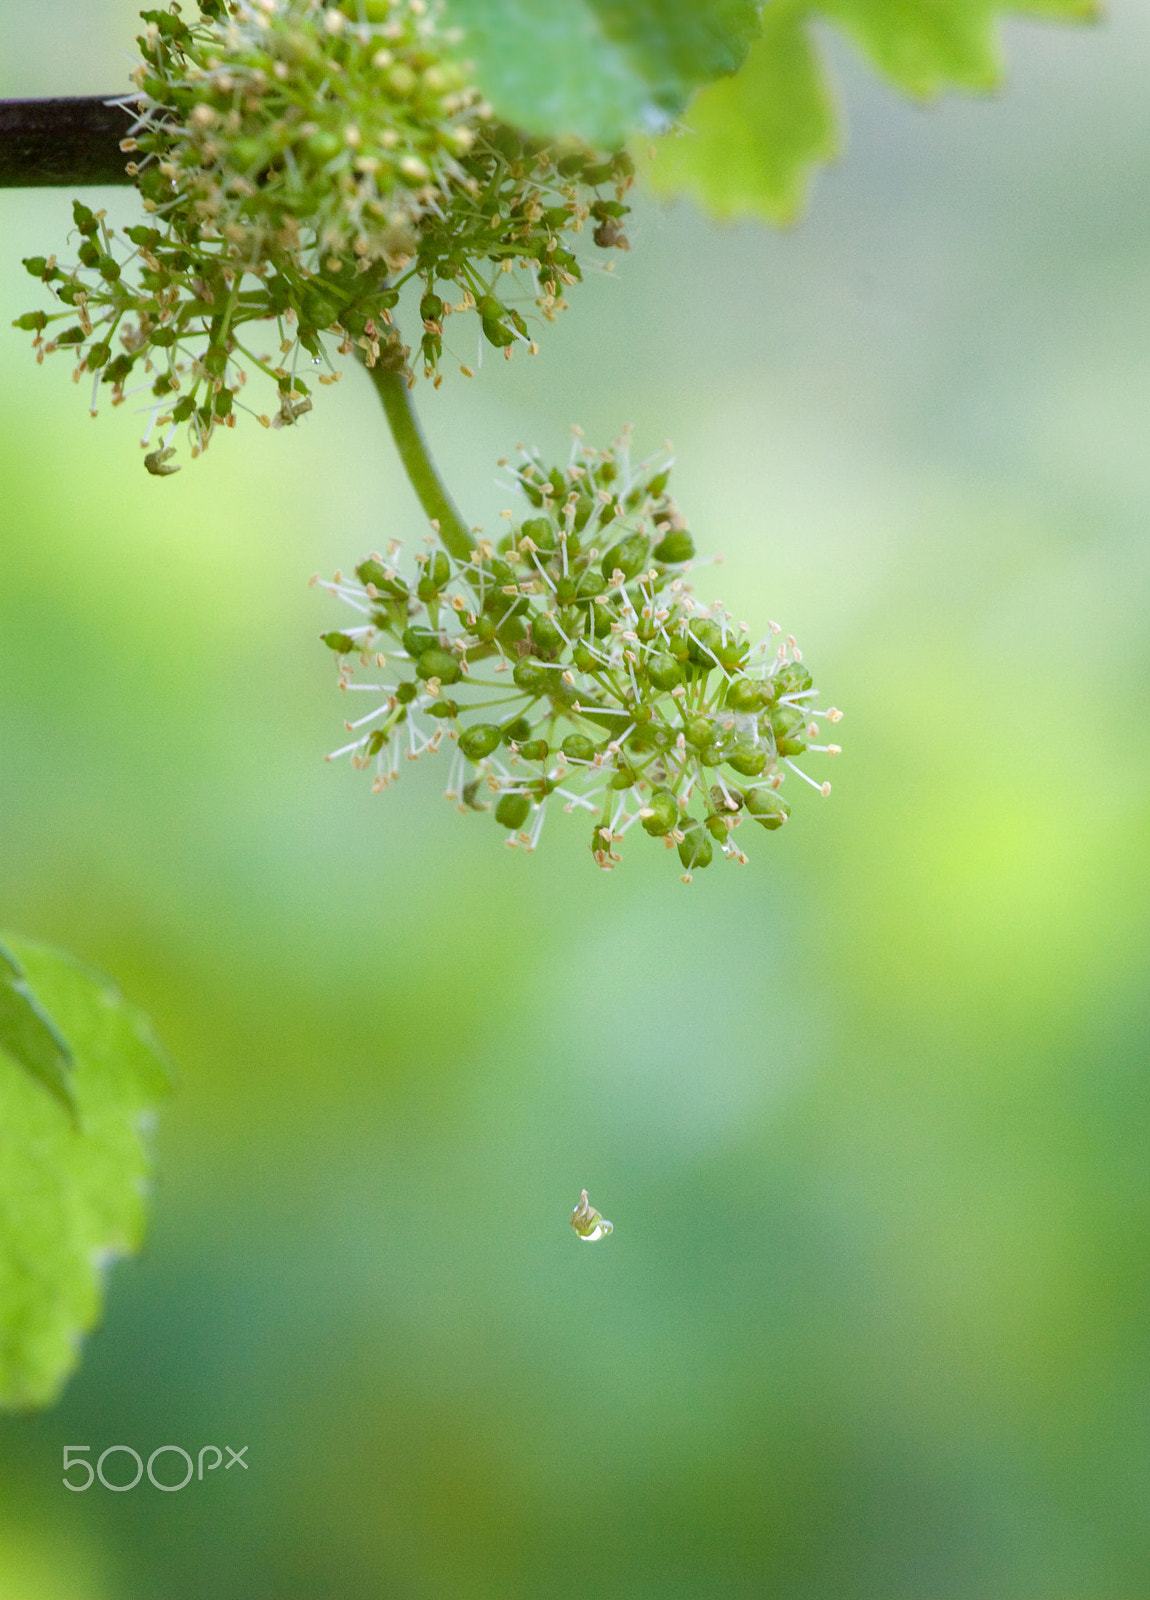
[318,431,841,879]
[14,0,633,470]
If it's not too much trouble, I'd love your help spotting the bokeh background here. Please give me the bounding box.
[2,2,1150,1595]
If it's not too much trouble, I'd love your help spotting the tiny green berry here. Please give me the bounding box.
[560,734,597,763]
[459,723,503,761]
[495,793,531,830]
[641,790,679,837]
[743,790,791,830]
[677,819,713,872]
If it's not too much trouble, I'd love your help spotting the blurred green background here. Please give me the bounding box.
[2,2,1150,1595]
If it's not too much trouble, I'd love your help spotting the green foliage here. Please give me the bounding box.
[646,0,1099,220]
[319,430,840,876]
[441,0,760,146]
[0,940,76,1118]
[645,4,836,222]
[823,0,1098,94]
[0,937,169,1409]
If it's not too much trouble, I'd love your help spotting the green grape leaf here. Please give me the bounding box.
[441,0,760,146]
[0,940,77,1117]
[819,0,1096,96]
[646,0,1099,219]
[0,936,170,1409]
[644,5,836,222]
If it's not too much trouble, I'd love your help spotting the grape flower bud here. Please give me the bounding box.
[571,1189,612,1241]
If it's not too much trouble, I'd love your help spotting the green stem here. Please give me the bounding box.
[364,360,474,561]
